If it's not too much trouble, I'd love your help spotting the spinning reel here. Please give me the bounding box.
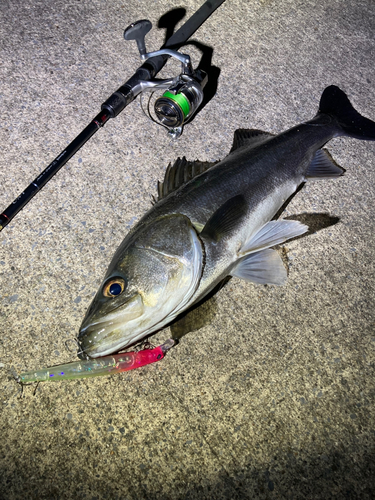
[1,0,226,232]
[124,20,208,139]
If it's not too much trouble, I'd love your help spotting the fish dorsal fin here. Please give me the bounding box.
[230,129,274,153]
[200,195,248,242]
[157,156,218,201]
[306,149,346,179]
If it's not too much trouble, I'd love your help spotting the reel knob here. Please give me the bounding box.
[124,20,152,57]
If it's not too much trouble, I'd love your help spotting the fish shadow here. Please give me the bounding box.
[169,280,228,341]
[283,212,340,240]
[274,184,340,240]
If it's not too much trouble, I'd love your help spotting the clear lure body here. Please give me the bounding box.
[17,339,175,383]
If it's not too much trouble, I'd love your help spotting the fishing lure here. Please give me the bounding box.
[16,339,175,384]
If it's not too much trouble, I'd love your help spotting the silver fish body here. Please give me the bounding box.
[78,86,375,358]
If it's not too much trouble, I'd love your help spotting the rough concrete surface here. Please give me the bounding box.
[1,0,374,498]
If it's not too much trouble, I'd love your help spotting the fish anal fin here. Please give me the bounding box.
[231,249,287,286]
[241,219,308,254]
[230,129,274,153]
[157,157,218,201]
[306,149,345,179]
[201,195,248,242]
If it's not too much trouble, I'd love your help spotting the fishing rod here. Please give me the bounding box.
[0,0,226,232]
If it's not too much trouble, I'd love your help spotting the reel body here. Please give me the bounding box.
[124,20,208,138]
[155,71,206,128]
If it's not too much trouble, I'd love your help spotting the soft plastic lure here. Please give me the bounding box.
[16,339,175,383]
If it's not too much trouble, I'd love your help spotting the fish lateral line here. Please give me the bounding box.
[16,339,176,384]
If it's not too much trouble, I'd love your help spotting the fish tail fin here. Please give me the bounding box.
[318,85,375,140]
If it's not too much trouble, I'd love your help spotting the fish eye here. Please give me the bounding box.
[103,277,127,298]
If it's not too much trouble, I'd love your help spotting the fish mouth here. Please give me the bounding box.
[77,294,144,359]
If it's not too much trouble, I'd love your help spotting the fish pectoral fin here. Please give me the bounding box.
[306,149,345,179]
[240,219,308,254]
[200,195,248,242]
[230,249,287,286]
[230,129,274,153]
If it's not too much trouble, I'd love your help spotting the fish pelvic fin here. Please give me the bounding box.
[318,85,375,141]
[230,219,309,286]
[231,249,287,286]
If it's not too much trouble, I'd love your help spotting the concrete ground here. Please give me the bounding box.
[1,0,374,498]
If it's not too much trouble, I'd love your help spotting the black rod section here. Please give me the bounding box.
[0,110,110,230]
[0,0,226,231]
[164,0,226,49]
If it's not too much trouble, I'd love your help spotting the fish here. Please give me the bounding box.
[77,85,375,359]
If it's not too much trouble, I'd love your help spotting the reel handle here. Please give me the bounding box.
[124,19,152,56]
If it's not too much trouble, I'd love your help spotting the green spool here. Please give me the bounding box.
[162,91,190,118]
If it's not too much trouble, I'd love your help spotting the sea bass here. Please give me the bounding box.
[78,86,375,359]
